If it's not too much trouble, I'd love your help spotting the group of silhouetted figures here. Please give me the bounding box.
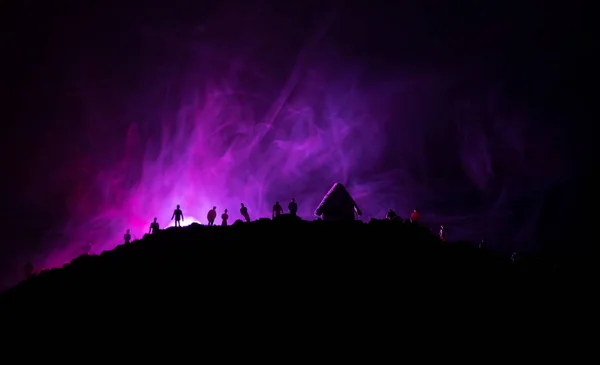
[22,183,454,280]
[20,205,451,282]
[124,205,447,245]
[122,201,448,246]
[122,198,300,245]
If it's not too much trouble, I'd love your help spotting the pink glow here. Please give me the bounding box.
[40,56,409,269]
[32,5,566,273]
[167,217,202,228]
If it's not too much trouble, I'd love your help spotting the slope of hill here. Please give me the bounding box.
[0,216,586,325]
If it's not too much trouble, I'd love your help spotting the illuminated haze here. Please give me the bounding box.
[7,2,576,274]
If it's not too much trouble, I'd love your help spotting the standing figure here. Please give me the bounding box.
[124,229,132,244]
[240,203,250,222]
[149,217,160,234]
[171,205,184,227]
[386,209,397,220]
[207,206,217,226]
[439,225,447,242]
[410,209,420,223]
[221,209,229,226]
[511,252,519,264]
[272,201,283,219]
[288,198,298,217]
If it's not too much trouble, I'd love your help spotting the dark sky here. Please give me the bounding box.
[0,0,595,289]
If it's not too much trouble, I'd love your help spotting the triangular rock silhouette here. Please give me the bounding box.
[314,183,362,221]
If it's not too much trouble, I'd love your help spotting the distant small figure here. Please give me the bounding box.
[207,206,217,226]
[510,251,522,265]
[439,225,446,242]
[124,229,131,244]
[386,209,397,220]
[410,209,420,223]
[240,203,250,222]
[222,209,229,226]
[478,240,487,250]
[273,201,283,219]
[511,252,519,264]
[171,205,184,227]
[149,217,160,234]
[24,261,34,279]
[288,198,298,217]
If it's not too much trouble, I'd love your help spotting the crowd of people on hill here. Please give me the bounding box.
[17,199,537,285]
[137,198,301,242]
[20,197,304,280]
[18,184,462,283]
[124,184,443,249]
[7,217,553,319]
[138,202,448,246]
[20,196,456,282]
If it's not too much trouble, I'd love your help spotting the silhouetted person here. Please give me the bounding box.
[171,205,184,227]
[240,203,250,222]
[207,206,217,226]
[511,252,519,264]
[149,217,160,234]
[478,240,487,250]
[124,229,131,244]
[410,209,420,223]
[273,201,283,219]
[439,225,446,242]
[24,261,34,279]
[222,209,229,226]
[386,209,397,220]
[288,198,298,217]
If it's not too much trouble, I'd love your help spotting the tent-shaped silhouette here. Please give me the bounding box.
[314,183,362,221]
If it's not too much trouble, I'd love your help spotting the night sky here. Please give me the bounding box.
[0,0,594,290]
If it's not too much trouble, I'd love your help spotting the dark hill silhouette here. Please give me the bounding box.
[0,217,594,327]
